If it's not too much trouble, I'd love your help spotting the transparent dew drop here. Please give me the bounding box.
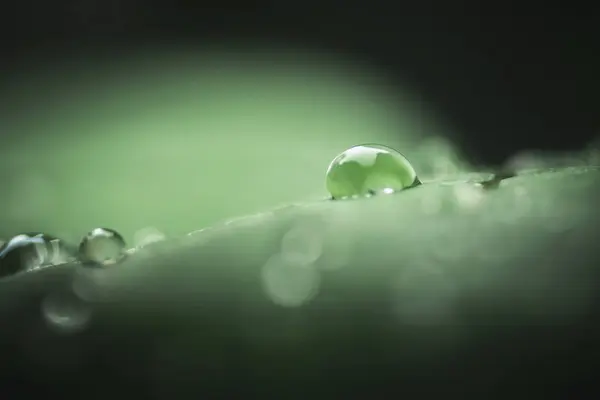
[0,234,41,277]
[79,227,127,267]
[325,144,420,200]
[0,233,75,277]
[261,254,321,307]
[41,291,92,334]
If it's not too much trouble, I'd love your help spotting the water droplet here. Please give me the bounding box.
[41,291,92,334]
[261,254,321,307]
[325,144,420,200]
[79,227,127,267]
[0,233,76,277]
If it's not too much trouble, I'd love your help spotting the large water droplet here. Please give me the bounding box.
[0,233,76,277]
[325,144,420,200]
[79,227,127,267]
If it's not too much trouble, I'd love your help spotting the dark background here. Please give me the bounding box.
[2,1,599,166]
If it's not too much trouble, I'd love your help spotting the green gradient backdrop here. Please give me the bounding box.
[0,45,457,244]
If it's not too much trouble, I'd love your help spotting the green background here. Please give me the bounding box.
[1,46,466,245]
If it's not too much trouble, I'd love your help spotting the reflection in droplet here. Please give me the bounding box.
[79,227,127,267]
[0,233,76,278]
[280,225,324,266]
[261,254,321,307]
[325,144,420,199]
[133,227,166,248]
[41,291,92,334]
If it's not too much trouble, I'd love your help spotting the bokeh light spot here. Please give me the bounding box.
[41,291,92,334]
[280,224,324,266]
[261,254,321,307]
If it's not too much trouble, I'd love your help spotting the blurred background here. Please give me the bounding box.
[1,4,600,398]
[1,1,598,243]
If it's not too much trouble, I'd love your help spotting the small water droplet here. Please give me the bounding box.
[79,227,127,267]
